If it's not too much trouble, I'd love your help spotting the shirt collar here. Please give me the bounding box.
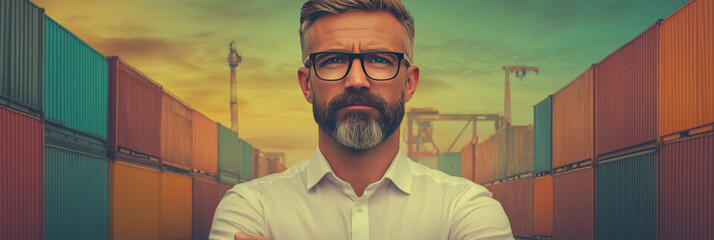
[306,146,412,195]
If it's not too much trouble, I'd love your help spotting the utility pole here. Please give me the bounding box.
[502,66,538,126]
[228,41,242,135]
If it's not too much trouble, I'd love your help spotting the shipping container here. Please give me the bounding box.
[192,111,218,174]
[506,125,534,177]
[110,161,161,240]
[533,96,552,174]
[267,158,287,174]
[492,127,507,180]
[476,137,493,184]
[437,152,461,177]
[0,0,44,116]
[597,149,657,240]
[45,145,108,240]
[160,172,192,240]
[660,0,714,139]
[489,177,534,238]
[219,181,236,199]
[553,67,594,169]
[217,173,240,185]
[44,121,107,159]
[161,89,193,170]
[193,174,220,240]
[553,166,594,240]
[218,124,240,177]
[108,56,162,159]
[0,106,44,239]
[460,140,476,181]
[596,22,659,157]
[660,132,714,240]
[242,140,256,180]
[533,175,553,237]
[44,16,108,139]
[413,156,438,169]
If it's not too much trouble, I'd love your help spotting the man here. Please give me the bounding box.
[210,0,513,239]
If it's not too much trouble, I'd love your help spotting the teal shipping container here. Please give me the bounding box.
[217,173,239,184]
[218,124,240,177]
[45,145,109,240]
[597,149,657,240]
[239,139,254,181]
[438,153,461,177]
[0,0,44,116]
[534,96,553,173]
[44,16,108,139]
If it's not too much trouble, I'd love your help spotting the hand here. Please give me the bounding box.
[234,232,270,240]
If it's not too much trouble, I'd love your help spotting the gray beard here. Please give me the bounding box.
[333,111,384,151]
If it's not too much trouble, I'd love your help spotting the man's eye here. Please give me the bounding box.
[321,57,344,66]
[368,57,392,65]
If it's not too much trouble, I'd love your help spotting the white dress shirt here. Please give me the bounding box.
[210,148,513,240]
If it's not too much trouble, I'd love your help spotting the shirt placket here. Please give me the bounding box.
[351,198,369,240]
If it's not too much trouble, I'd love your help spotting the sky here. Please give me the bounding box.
[31,0,689,167]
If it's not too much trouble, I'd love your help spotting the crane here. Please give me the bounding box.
[502,66,538,126]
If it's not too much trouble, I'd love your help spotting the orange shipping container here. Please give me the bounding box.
[460,140,476,181]
[161,90,193,170]
[192,111,218,174]
[534,175,554,237]
[476,137,493,184]
[110,162,160,240]
[160,172,192,240]
[553,67,594,169]
[257,150,268,178]
[660,0,714,139]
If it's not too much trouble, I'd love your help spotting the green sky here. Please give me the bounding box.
[31,0,689,167]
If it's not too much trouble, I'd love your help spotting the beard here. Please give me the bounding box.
[313,88,405,152]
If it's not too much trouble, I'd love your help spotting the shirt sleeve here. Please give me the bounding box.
[209,185,266,240]
[449,185,514,240]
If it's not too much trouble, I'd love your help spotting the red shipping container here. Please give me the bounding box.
[267,158,287,174]
[161,89,193,170]
[553,67,594,169]
[533,175,553,237]
[553,166,594,240]
[596,22,660,157]
[219,181,236,199]
[108,56,162,159]
[460,139,476,181]
[476,137,493,184]
[0,106,43,240]
[660,133,714,240]
[193,174,220,240]
[489,178,534,238]
[192,111,218,174]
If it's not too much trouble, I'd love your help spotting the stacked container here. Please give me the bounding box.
[161,89,193,171]
[437,152,461,176]
[242,140,256,180]
[475,137,492,184]
[553,167,593,240]
[533,175,553,238]
[193,174,220,240]
[191,110,220,239]
[505,125,534,177]
[161,172,193,239]
[488,177,534,239]
[460,140,476,181]
[533,96,552,174]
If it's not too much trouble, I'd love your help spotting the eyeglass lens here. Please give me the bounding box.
[314,52,400,80]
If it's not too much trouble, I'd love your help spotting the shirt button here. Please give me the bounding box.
[357,206,364,212]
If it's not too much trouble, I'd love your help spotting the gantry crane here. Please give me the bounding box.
[502,66,538,126]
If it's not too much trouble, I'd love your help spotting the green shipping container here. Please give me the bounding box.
[438,153,461,177]
[0,0,44,116]
[597,149,657,240]
[239,139,253,181]
[44,16,108,139]
[45,145,109,240]
[217,174,239,184]
[218,124,239,177]
[534,96,552,173]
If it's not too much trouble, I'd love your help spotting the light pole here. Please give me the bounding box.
[228,41,243,135]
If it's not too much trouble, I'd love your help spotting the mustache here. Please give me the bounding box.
[327,90,388,114]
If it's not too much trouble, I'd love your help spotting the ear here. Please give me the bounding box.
[404,66,419,102]
[297,67,313,104]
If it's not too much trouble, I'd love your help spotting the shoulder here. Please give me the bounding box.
[408,159,491,196]
[225,159,309,198]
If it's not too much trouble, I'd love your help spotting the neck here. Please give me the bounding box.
[318,127,401,197]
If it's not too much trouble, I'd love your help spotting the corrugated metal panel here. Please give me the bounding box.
[660,0,714,138]
[553,67,594,169]
[160,172,192,240]
[161,90,192,169]
[45,145,108,240]
[219,181,236,198]
[597,150,657,240]
[44,16,108,139]
[489,178,534,238]
[193,174,220,240]
[660,133,714,240]
[534,96,552,173]
[0,0,44,116]
[476,137,493,184]
[506,125,534,177]
[596,22,659,156]
[241,140,255,180]
[460,141,475,181]
[217,174,239,184]
[217,124,239,176]
[414,156,438,169]
[437,152,461,176]
[192,111,218,174]
[0,106,43,239]
[267,158,287,174]
[493,127,507,180]
[533,175,553,237]
[553,166,594,240]
[110,161,161,240]
[108,56,162,158]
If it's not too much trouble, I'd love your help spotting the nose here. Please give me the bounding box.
[343,57,371,91]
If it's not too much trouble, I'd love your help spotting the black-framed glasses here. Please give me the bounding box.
[305,51,410,81]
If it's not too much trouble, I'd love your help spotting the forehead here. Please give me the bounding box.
[303,11,408,54]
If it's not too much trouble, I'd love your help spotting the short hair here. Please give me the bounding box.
[299,0,415,62]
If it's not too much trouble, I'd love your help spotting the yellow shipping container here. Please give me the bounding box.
[160,172,193,240]
[110,162,161,240]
